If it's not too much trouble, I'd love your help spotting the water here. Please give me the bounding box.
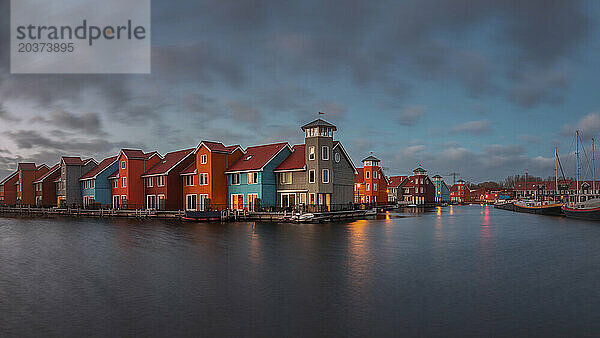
[1,205,600,337]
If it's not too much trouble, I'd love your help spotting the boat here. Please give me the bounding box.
[494,199,515,211]
[512,200,563,216]
[562,133,600,220]
[182,210,222,222]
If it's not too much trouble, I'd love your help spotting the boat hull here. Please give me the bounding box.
[513,204,563,216]
[562,207,600,220]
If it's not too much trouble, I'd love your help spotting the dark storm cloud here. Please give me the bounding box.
[38,110,106,136]
[7,130,136,154]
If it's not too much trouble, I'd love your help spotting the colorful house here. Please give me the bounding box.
[180,141,244,211]
[109,149,162,209]
[225,142,292,210]
[79,156,118,207]
[16,163,49,206]
[273,119,357,210]
[354,155,389,205]
[0,170,19,205]
[400,167,436,205]
[387,176,409,204]
[450,179,471,204]
[33,163,61,207]
[142,148,195,210]
[431,174,450,203]
[56,157,97,207]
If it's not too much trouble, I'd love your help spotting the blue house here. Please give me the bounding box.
[431,174,450,203]
[225,142,292,210]
[79,156,118,207]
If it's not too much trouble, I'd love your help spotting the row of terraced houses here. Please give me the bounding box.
[1,119,400,211]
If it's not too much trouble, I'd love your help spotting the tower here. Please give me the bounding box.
[301,118,336,208]
[362,155,381,203]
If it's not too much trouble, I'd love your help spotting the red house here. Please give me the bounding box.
[142,148,195,210]
[450,179,471,204]
[0,170,19,205]
[33,163,61,207]
[16,163,49,206]
[109,149,162,209]
[354,155,389,205]
[400,167,435,205]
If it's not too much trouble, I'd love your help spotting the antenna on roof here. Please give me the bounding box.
[447,172,460,184]
[318,111,324,116]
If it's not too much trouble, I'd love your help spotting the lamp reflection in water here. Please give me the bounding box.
[449,205,454,215]
[348,219,371,289]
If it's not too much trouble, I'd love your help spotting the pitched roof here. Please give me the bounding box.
[226,142,290,172]
[198,141,242,154]
[333,141,358,174]
[301,118,337,131]
[61,157,95,166]
[354,168,364,183]
[362,155,380,162]
[388,176,408,188]
[107,170,119,179]
[180,161,196,176]
[413,167,427,174]
[432,174,442,179]
[143,148,194,176]
[18,163,37,171]
[0,171,18,185]
[34,163,60,183]
[79,156,118,180]
[275,144,305,171]
[120,149,160,160]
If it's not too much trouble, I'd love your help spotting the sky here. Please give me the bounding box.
[1,0,600,183]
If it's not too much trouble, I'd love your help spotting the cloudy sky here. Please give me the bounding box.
[1,0,600,183]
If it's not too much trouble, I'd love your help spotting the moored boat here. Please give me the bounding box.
[512,200,563,216]
[562,199,600,220]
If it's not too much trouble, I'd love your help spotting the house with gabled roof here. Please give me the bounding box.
[0,170,19,205]
[34,163,61,207]
[16,163,49,206]
[108,149,162,209]
[400,167,436,205]
[274,119,357,211]
[450,178,470,204]
[142,148,195,210]
[354,156,389,205]
[56,157,97,207]
[79,156,118,207]
[180,141,244,211]
[225,142,292,210]
[387,175,409,204]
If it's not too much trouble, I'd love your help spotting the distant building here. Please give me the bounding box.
[16,163,49,206]
[401,167,435,205]
[354,155,389,205]
[431,174,450,203]
[34,163,61,207]
[387,176,409,204]
[56,157,97,207]
[109,149,162,209]
[0,170,19,205]
[449,179,470,203]
[142,148,195,210]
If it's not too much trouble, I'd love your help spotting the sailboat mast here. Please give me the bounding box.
[555,147,559,198]
[576,130,580,203]
[593,138,596,194]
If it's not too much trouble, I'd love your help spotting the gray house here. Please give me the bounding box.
[56,156,97,207]
[274,119,356,211]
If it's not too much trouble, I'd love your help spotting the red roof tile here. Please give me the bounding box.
[199,141,241,153]
[18,163,37,171]
[121,149,160,160]
[34,163,60,183]
[354,168,364,183]
[226,142,289,172]
[61,157,95,166]
[80,156,118,180]
[143,148,194,176]
[180,161,196,175]
[275,144,305,171]
[0,171,18,185]
[388,176,408,188]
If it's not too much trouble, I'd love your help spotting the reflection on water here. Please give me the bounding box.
[2,205,600,336]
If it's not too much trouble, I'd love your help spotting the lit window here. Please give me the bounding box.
[281,172,292,184]
[248,172,258,184]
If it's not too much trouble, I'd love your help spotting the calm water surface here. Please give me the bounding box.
[1,205,600,337]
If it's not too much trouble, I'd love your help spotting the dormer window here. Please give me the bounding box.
[244,155,253,161]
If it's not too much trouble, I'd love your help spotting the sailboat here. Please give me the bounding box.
[562,133,600,220]
[512,147,563,216]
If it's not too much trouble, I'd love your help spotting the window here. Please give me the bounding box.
[157,176,165,187]
[366,171,370,179]
[200,154,207,164]
[373,171,377,179]
[186,194,197,210]
[185,175,194,186]
[157,195,165,210]
[309,146,315,160]
[91,181,95,189]
[322,146,329,160]
[322,169,329,183]
[248,172,258,184]
[309,193,316,205]
[231,173,241,185]
[199,194,209,211]
[146,177,153,187]
[366,183,370,191]
[199,173,209,185]
[281,172,292,184]
[248,194,258,210]
[335,152,341,163]
[374,183,377,191]
[420,179,423,184]
[112,180,118,188]
[420,187,424,193]
[121,177,126,188]
[309,170,315,183]
[147,195,156,209]
[231,194,244,210]
[121,161,126,169]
